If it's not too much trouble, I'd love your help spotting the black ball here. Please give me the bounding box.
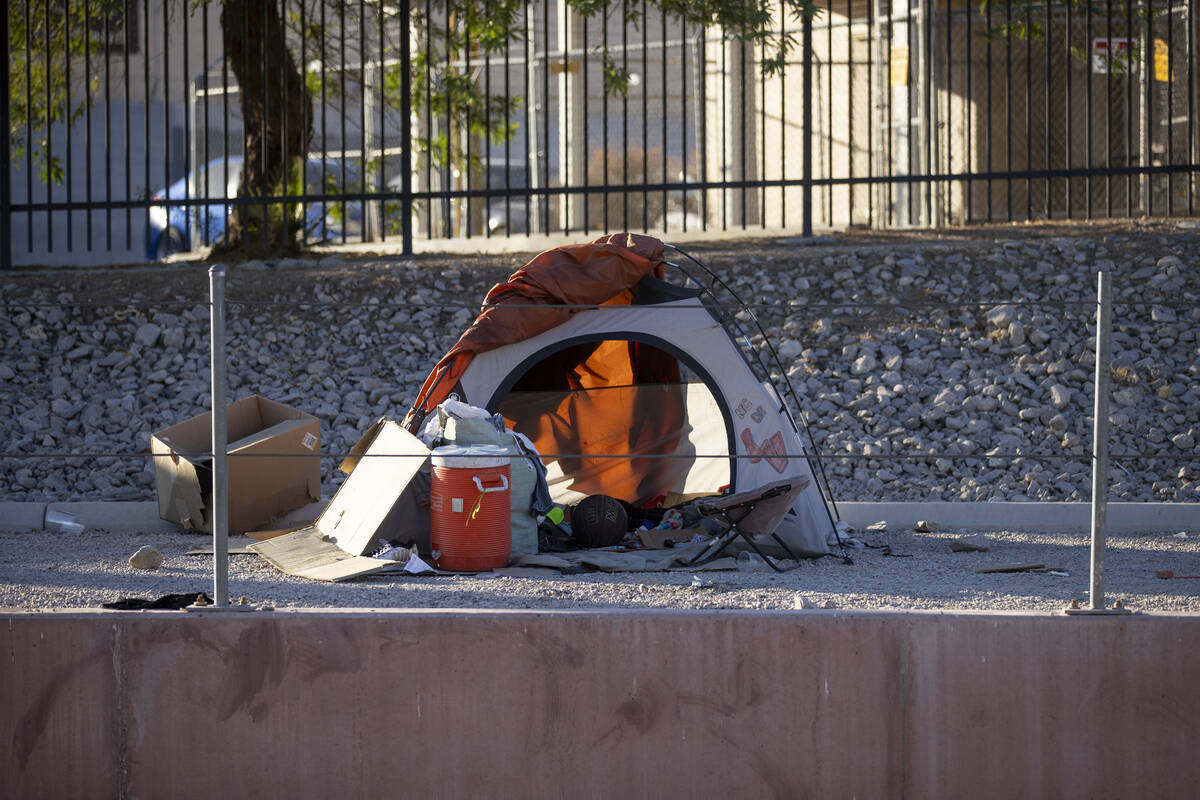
[571,495,628,548]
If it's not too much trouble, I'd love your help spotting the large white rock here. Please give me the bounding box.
[129,546,164,570]
[1049,385,1072,410]
[986,304,1015,328]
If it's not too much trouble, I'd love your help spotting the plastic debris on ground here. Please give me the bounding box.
[736,552,768,572]
[45,510,85,534]
[372,541,437,575]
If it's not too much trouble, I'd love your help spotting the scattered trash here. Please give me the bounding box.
[402,552,437,575]
[835,520,857,537]
[914,520,940,533]
[822,599,839,609]
[128,546,164,570]
[736,551,768,572]
[1172,532,1189,539]
[102,592,211,610]
[977,563,1068,575]
[45,510,85,534]
[372,540,412,561]
[654,508,685,531]
[638,529,678,549]
[976,563,1046,574]
[950,535,991,553]
[866,520,888,532]
[368,541,437,574]
[793,594,817,609]
[1155,570,1200,580]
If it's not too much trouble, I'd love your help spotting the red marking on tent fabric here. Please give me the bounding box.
[741,429,789,474]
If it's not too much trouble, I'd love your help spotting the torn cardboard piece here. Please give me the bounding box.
[339,416,434,554]
[249,419,430,582]
[151,395,321,534]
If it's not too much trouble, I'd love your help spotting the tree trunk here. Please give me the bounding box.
[219,0,312,252]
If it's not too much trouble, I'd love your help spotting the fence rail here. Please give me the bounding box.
[4,0,1200,268]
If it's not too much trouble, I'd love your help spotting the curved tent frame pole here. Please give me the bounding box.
[663,242,841,531]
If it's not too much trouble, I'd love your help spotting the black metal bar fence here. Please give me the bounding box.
[2,0,1199,268]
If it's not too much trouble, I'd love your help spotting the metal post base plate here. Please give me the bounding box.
[185,602,274,613]
[1064,602,1134,616]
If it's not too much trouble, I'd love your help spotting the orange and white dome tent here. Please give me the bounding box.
[404,232,837,556]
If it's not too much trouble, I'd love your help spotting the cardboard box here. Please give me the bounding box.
[151,395,322,534]
[250,419,430,581]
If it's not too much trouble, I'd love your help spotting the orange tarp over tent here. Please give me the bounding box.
[404,232,688,504]
[405,231,667,428]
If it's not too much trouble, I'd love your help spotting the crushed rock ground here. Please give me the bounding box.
[2,525,1197,613]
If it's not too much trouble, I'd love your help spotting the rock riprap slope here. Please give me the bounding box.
[1,224,1196,504]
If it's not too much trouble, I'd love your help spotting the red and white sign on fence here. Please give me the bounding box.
[1092,37,1134,74]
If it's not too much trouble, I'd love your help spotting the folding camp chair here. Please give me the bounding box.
[686,476,812,572]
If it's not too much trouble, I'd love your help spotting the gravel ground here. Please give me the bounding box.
[2,525,1198,613]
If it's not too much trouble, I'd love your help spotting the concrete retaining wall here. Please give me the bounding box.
[3,610,1198,798]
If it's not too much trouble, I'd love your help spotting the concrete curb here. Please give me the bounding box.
[1,503,47,531]
[2,500,1197,534]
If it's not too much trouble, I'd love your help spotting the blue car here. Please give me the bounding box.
[146,156,365,260]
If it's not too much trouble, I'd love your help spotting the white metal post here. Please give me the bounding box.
[210,264,229,607]
[1089,269,1111,609]
[1069,269,1129,615]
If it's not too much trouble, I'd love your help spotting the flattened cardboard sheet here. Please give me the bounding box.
[249,419,430,582]
[248,528,393,581]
